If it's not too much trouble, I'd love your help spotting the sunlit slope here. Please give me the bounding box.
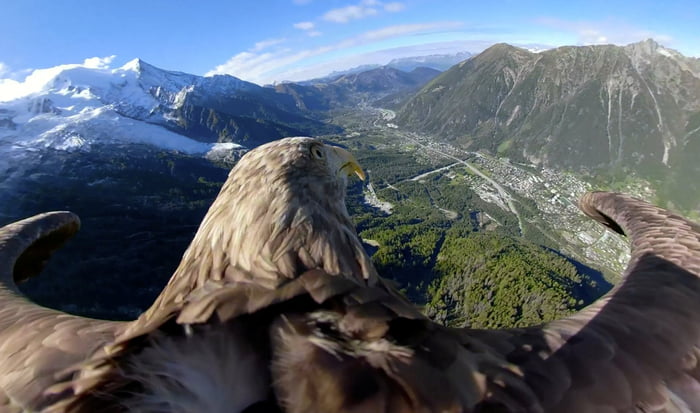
[398,40,700,209]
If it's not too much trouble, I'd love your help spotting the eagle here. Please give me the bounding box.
[0,136,699,412]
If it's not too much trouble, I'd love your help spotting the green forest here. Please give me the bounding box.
[427,232,604,328]
[344,148,610,328]
[11,133,613,328]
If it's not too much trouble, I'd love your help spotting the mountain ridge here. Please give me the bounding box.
[397,40,700,209]
[0,45,657,324]
[0,57,337,154]
[296,51,472,84]
[275,65,442,110]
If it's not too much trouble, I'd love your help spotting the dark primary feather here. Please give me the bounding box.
[39,137,396,411]
[1,136,700,412]
[62,189,700,413]
[460,192,700,412]
[262,192,700,413]
[0,212,125,412]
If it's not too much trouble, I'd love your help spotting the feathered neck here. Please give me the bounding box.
[147,149,378,317]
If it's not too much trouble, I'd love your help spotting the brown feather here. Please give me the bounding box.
[0,212,125,411]
[43,138,381,411]
[4,136,700,413]
[264,192,700,412]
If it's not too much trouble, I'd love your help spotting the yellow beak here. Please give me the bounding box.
[332,146,365,181]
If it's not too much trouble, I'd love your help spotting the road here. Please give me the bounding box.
[397,131,524,234]
[364,108,524,233]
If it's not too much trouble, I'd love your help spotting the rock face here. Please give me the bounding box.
[397,40,700,208]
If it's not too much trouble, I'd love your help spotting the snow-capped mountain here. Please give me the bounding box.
[0,58,341,317]
[0,57,333,156]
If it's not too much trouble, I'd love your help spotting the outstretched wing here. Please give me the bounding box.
[42,191,700,413]
[458,191,700,412]
[0,212,124,412]
[268,192,700,412]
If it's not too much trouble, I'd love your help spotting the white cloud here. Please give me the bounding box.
[83,55,116,69]
[293,21,315,30]
[206,21,462,84]
[252,38,286,51]
[383,2,405,12]
[579,29,608,44]
[207,42,343,84]
[0,56,117,102]
[0,62,9,78]
[294,21,321,37]
[0,78,24,102]
[361,22,461,41]
[321,1,405,23]
[323,5,378,23]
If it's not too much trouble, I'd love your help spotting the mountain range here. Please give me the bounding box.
[1,40,698,319]
[0,58,340,155]
[0,55,446,217]
[301,51,472,82]
[0,56,446,317]
[397,40,700,209]
[386,52,474,72]
[275,65,442,109]
[0,56,447,157]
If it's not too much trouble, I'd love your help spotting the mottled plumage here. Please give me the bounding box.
[0,212,126,412]
[0,137,699,412]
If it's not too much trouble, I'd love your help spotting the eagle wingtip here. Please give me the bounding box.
[578,191,626,235]
[0,210,81,286]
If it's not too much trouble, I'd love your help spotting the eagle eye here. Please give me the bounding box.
[311,145,324,159]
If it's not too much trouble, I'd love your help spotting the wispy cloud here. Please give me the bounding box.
[322,0,405,23]
[206,21,462,84]
[383,2,405,12]
[0,56,117,102]
[535,17,673,46]
[362,23,453,41]
[279,39,487,80]
[293,21,322,37]
[293,21,315,31]
[0,62,11,79]
[323,5,378,23]
[252,38,287,52]
[0,62,9,78]
[83,55,116,69]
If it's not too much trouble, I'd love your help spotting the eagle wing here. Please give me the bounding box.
[39,192,700,413]
[0,212,125,412]
[267,192,700,412]
[456,191,700,412]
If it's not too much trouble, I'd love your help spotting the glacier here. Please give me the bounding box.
[0,57,252,155]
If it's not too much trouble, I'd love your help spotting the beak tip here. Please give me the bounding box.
[332,145,365,181]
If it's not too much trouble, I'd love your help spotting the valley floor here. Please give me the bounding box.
[325,106,641,282]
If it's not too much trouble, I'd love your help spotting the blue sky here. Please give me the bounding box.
[0,0,697,85]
